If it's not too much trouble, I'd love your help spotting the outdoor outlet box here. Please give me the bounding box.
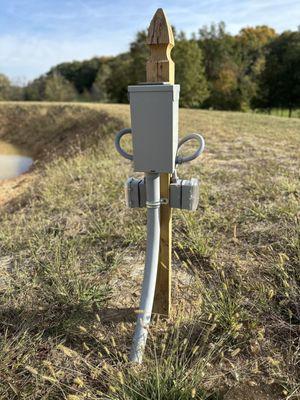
[125,177,200,211]
[128,84,180,173]
[125,177,146,208]
[170,178,200,211]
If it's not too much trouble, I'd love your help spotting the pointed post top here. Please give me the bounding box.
[147,8,174,46]
[146,8,175,83]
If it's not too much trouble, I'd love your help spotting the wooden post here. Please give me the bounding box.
[146,8,175,316]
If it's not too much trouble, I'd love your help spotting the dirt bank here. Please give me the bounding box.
[0,102,123,207]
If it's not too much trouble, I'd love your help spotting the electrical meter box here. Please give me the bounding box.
[128,84,180,173]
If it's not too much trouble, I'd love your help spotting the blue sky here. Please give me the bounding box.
[1,0,299,83]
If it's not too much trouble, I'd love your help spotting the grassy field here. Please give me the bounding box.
[255,109,300,119]
[0,102,299,399]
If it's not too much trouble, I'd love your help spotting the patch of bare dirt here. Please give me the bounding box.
[0,171,35,208]
[224,383,284,400]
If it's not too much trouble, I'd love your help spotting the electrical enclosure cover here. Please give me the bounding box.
[128,84,180,173]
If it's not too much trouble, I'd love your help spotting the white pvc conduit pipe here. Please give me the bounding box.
[130,172,160,363]
[115,130,161,362]
[115,128,205,363]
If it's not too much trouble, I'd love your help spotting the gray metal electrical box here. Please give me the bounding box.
[128,84,180,173]
[125,177,146,208]
[170,178,200,211]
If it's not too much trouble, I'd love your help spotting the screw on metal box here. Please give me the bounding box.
[128,84,180,174]
[125,177,146,208]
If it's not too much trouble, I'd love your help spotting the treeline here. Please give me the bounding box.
[1,23,300,116]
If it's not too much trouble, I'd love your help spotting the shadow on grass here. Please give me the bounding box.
[0,305,136,337]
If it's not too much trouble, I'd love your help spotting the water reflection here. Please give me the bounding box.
[0,141,33,180]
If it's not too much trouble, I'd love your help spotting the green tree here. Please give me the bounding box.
[255,31,300,116]
[198,23,277,110]
[44,73,77,101]
[173,33,209,107]
[198,22,233,81]
[106,54,131,103]
[209,61,241,110]
[25,76,47,100]
[198,22,239,109]
[129,31,149,84]
[0,74,11,100]
[51,57,103,94]
[0,75,24,100]
[91,63,111,102]
[235,26,277,109]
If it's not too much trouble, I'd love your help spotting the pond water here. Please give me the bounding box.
[0,141,33,180]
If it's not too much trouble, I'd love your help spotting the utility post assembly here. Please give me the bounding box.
[147,9,175,317]
[115,8,205,363]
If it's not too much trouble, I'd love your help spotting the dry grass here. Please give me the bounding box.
[0,102,299,399]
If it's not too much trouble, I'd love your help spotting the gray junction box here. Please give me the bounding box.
[125,177,200,211]
[128,84,180,173]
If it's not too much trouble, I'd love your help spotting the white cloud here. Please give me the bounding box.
[0,34,129,82]
[165,0,300,35]
[1,0,299,82]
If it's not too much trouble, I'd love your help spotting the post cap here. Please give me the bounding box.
[147,8,174,46]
